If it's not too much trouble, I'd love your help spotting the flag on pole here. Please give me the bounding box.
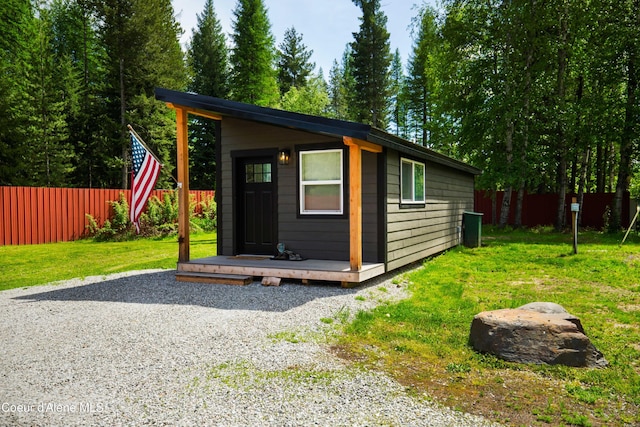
[129,129,161,233]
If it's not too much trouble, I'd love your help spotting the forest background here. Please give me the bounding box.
[0,0,638,230]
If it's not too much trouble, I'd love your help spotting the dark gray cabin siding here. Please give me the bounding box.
[385,150,474,271]
[220,118,378,261]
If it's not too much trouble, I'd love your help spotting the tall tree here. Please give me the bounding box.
[350,0,392,128]
[327,46,357,121]
[608,0,640,230]
[277,26,315,95]
[405,5,439,146]
[25,2,79,186]
[230,0,278,107]
[187,0,229,189]
[389,49,408,138]
[94,0,186,188]
[0,0,36,185]
[48,0,106,188]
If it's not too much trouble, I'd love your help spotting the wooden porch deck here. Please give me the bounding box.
[176,255,386,286]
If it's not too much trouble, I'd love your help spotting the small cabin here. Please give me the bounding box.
[155,88,480,286]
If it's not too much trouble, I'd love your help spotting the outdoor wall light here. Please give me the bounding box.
[278,149,291,165]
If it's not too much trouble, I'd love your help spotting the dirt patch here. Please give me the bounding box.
[332,343,639,427]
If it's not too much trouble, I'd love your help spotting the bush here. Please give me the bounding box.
[192,192,217,232]
[85,191,215,241]
[85,193,134,241]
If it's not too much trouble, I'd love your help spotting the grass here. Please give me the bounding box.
[2,226,639,425]
[336,227,640,426]
[0,232,217,291]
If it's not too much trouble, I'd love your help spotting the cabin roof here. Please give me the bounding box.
[155,88,481,175]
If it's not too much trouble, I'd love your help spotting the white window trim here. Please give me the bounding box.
[400,158,426,204]
[299,149,344,215]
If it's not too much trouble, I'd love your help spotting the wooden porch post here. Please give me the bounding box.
[343,136,383,272]
[348,142,363,271]
[176,107,190,262]
[165,102,221,264]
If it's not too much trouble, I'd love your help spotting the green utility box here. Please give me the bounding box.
[463,212,483,248]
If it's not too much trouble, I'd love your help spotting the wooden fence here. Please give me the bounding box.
[474,190,632,229]
[0,187,214,246]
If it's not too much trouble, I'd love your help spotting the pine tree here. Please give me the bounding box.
[25,3,78,186]
[350,0,392,128]
[327,46,357,121]
[48,0,106,188]
[406,6,439,146]
[187,0,229,189]
[277,27,315,95]
[230,0,279,107]
[389,49,408,138]
[0,0,36,185]
[94,0,186,188]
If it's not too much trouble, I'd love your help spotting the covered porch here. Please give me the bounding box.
[176,256,386,287]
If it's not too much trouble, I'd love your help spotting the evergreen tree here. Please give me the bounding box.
[406,6,439,146]
[187,0,230,189]
[94,0,186,188]
[48,0,106,188]
[25,3,78,186]
[230,0,279,106]
[389,49,408,138]
[350,0,392,128]
[0,0,36,185]
[277,27,315,95]
[327,46,357,121]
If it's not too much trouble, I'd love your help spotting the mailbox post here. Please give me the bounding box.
[571,197,580,254]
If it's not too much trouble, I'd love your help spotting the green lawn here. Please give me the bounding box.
[339,227,640,427]
[0,232,217,291]
[2,227,639,425]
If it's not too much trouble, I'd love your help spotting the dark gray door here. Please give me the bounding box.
[236,157,276,255]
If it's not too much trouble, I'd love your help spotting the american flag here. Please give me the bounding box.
[129,130,161,233]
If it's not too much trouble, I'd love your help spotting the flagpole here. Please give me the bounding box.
[127,124,164,165]
[127,124,179,185]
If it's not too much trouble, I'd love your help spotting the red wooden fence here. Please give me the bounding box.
[0,187,214,246]
[474,190,632,229]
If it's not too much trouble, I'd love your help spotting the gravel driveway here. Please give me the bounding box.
[0,270,499,426]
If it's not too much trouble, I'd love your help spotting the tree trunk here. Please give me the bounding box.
[554,0,569,231]
[515,31,534,229]
[491,189,497,225]
[612,31,638,230]
[499,186,513,227]
[577,147,590,227]
[499,118,515,227]
[120,57,128,189]
[596,139,604,193]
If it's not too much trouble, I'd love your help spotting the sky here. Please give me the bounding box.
[171,0,436,76]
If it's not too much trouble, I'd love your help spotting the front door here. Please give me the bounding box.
[236,156,277,255]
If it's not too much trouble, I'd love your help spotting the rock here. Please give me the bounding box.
[261,276,281,286]
[469,302,607,368]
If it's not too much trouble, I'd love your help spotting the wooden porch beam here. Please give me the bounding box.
[343,136,382,153]
[176,107,190,262]
[166,103,223,121]
[343,136,382,272]
[347,142,362,271]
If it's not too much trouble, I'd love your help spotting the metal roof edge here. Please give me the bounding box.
[155,88,482,176]
[368,129,482,175]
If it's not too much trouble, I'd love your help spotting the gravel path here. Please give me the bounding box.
[0,270,500,426]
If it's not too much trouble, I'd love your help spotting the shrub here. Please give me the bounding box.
[85,191,214,241]
[85,193,134,241]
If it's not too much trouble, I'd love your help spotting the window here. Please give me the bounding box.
[245,162,271,183]
[299,149,343,214]
[401,158,425,204]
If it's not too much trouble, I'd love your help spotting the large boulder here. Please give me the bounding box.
[469,302,607,368]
